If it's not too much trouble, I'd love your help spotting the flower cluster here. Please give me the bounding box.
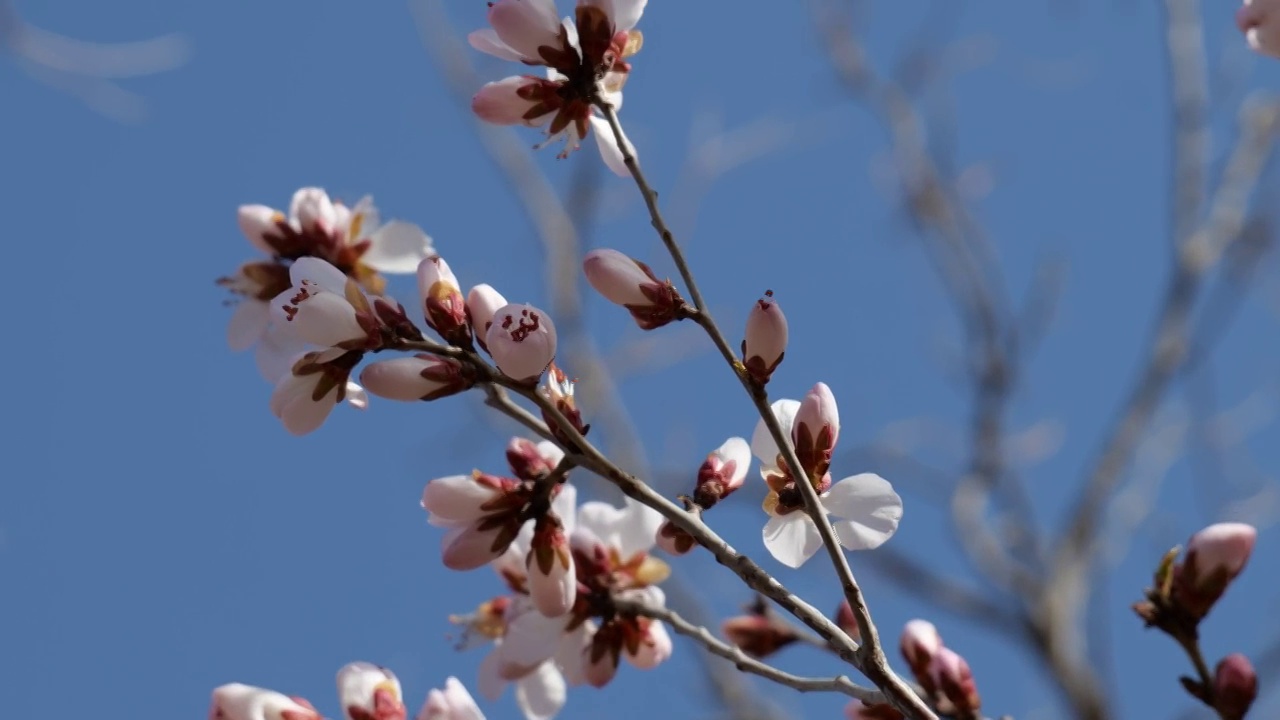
[209,662,484,720]
[846,620,981,720]
[430,447,671,719]
[469,0,646,174]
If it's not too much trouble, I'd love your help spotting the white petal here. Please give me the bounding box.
[550,483,577,536]
[227,300,270,351]
[364,222,434,274]
[476,651,506,701]
[344,381,369,410]
[553,621,594,687]
[514,663,566,720]
[751,399,800,471]
[468,28,526,61]
[608,0,646,31]
[824,473,903,551]
[255,326,306,382]
[425,475,501,524]
[762,513,823,569]
[289,256,351,294]
[499,605,565,670]
[588,115,631,177]
[615,499,662,557]
[441,677,486,720]
[488,0,563,60]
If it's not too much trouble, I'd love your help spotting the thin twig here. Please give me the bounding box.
[592,102,934,720]
[615,599,890,704]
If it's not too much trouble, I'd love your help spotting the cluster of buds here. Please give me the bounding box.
[1133,522,1258,717]
[880,619,982,720]
[468,0,646,172]
[655,437,749,556]
[209,662,484,720]
[422,438,571,576]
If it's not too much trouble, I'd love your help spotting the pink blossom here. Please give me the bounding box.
[582,249,682,329]
[1240,0,1280,58]
[1215,653,1258,720]
[417,256,470,345]
[742,291,787,384]
[416,678,486,720]
[359,355,473,402]
[693,436,750,507]
[486,303,557,382]
[336,662,406,720]
[209,683,322,720]
[467,284,508,353]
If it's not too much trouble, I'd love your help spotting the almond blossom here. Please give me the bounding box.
[486,303,557,383]
[751,394,903,568]
[467,0,645,175]
[581,249,683,329]
[270,349,366,436]
[209,683,323,720]
[272,258,383,351]
[337,662,407,720]
[1171,522,1257,620]
[417,677,486,720]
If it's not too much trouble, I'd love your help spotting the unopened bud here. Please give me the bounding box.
[1214,653,1257,720]
[486,303,556,383]
[337,662,406,720]
[1175,522,1257,620]
[901,619,943,694]
[834,600,861,641]
[466,283,507,353]
[655,520,696,555]
[721,614,799,659]
[505,437,561,481]
[584,622,623,688]
[742,291,787,384]
[930,647,980,718]
[693,437,750,508]
[527,515,576,618]
[625,617,673,669]
[792,382,840,482]
[541,363,589,444]
[359,355,473,402]
[582,248,683,330]
[417,256,471,346]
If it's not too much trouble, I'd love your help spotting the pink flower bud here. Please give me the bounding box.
[693,437,750,507]
[527,516,577,618]
[421,473,511,525]
[415,678,483,720]
[466,283,508,353]
[336,662,406,720]
[290,187,337,234]
[238,204,285,255]
[486,303,556,382]
[269,350,363,436]
[1175,522,1257,620]
[274,258,378,350]
[655,520,695,555]
[625,618,672,669]
[360,355,473,402]
[834,600,861,641]
[584,622,622,688]
[900,619,943,691]
[721,615,798,659]
[209,683,322,720]
[929,647,980,717]
[1239,0,1280,58]
[582,249,683,330]
[441,519,518,571]
[792,382,840,482]
[1214,653,1257,720]
[505,437,562,480]
[417,256,471,346]
[742,291,787,384]
[471,76,557,126]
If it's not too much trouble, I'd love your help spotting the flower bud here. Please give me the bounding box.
[834,600,861,641]
[416,678,485,720]
[527,515,577,618]
[421,473,511,526]
[274,258,379,350]
[1175,522,1257,620]
[209,683,322,720]
[471,76,555,125]
[486,303,556,382]
[337,662,406,720]
[238,204,286,256]
[269,350,363,436]
[625,618,673,669]
[506,437,563,481]
[541,363,589,444]
[655,520,695,555]
[721,614,798,659]
[466,283,507,353]
[441,518,519,571]
[1239,0,1280,59]
[742,291,787,384]
[584,622,622,688]
[693,436,750,508]
[900,619,943,693]
[929,647,980,718]
[792,382,840,482]
[582,249,683,330]
[291,187,337,234]
[360,355,473,402]
[1214,653,1257,720]
[417,256,471,346]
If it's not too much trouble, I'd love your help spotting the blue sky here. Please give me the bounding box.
[2,1,1278,719]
